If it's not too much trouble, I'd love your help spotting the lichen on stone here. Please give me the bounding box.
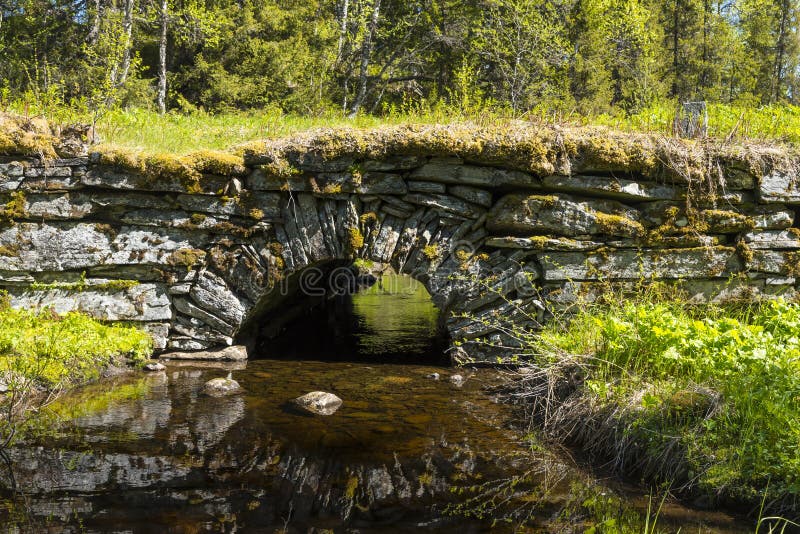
[422,243,441,261]
[166,248,207,270]
[360,212,378,225]
[347,227,364,253]
[594,212,645,237]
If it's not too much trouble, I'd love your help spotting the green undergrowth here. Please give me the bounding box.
[536,297,800,513]
[10,103,800,154]
[0,306,152,389]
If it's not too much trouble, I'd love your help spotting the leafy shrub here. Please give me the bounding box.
[0,307,153,388]
[539,298,800,506]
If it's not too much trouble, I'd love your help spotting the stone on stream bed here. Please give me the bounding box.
[292,391,343,415]
[143,361,166,372]
[449,374,465,387]
[203,376,241,396]
[160,345,248,361]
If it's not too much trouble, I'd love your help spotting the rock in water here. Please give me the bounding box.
[425,372,440,381]
[160,345,248,361]
[203,376,241,396]
[293,391,343,415]
[449,374,465,387]
[143,361,166,372]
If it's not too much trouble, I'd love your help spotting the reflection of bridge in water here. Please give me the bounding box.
[0,360,580,531]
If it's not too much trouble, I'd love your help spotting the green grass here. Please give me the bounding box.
[0,306,153,388]
[5,101,800,155]
[589,103,800,144]
[538,297,800,510]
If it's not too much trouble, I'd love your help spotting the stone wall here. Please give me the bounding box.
[0,124,798,363]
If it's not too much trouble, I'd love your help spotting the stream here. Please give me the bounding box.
[0,275,754,532]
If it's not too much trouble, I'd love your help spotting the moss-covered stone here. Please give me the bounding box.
[166,248,207,270]
[422,243,441,261]
[0,243,20,257]
[0,114,59,158]
[347,226,364,253]
[1,191,27,224]
[594,212,645,237]
[93,147,247,193]
[189,213,207,225]
[699,209,756,233]
[360,212,378,225]
[190,150,247,176]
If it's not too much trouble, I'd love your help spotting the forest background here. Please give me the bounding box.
[1,0,800,146]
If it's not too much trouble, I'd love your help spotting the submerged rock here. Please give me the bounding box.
[449,374,465,387]
[203,376,241,396]
[292,391,343,415]
[143,362,166,372]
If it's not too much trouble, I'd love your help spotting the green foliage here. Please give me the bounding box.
[2,0,800,118]
[539,297,800,507]
[0,306,152,388]
[472,0,571,112]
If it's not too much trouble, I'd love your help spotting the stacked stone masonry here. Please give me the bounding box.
[0,134,798,363]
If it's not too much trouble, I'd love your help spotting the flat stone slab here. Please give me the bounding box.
[485,236,602,251]
[759,170,800,204]
[743,230,800,249]
[542,174,681,201]
[539,246,742,281]
[487,194,641,237]
[160,345,248,361]
[8,284,171,321]
[410,162,539,188]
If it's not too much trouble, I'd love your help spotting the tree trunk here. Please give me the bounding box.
[157,0,168,114]
[700,0,709,97]
[672,0,680,97]
[337,0,349,63]
[349,0,381,117]
[118,0,135,85]
[772,0,789,103]
[86,0,102,45]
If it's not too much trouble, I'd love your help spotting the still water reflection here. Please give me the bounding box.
[0,275,752,532]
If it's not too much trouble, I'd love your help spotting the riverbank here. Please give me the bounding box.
[0,300,153,447]
[496,293,800,522]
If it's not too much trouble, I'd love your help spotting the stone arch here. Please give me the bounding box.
[1,124,798,365]
[178,188,538,364]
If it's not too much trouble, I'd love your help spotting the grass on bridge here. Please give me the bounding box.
[2,102,800,155]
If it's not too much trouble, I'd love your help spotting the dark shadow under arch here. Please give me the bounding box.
[238,261,450,365]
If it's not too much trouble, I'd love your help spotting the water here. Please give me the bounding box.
[259,273,447,363]
[0,276,753,532]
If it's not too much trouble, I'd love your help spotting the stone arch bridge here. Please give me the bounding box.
[0,124,798,363]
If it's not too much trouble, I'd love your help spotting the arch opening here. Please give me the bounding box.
[241,262,450,365]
